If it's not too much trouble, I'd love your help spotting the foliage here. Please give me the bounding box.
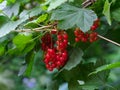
[0,0,120,90]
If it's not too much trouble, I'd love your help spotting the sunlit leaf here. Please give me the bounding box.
[103,0,112,25]
[13,34,35,52]
[89,62,120,75]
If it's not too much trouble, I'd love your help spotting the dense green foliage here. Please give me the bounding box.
[0,0,120,90]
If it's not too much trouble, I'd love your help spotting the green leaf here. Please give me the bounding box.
[0,16,9,27]
[0,0,3,3]
[19,7,42,20]
[51,4,97,32]
[46,80,59,90]
[18,51,35,76]
[79,81,99,90]
[102,0,112,25]
[60,65,82,82]
[13,34,34,51]
[24,51,35,76]
[3,2,20,17]
[68,80,82,90]
[24,14,48,28]
[7,0,16,4]
[0,45,5,56]
[0,17,29,38]
[64,48,83,70]
[47,0,67,11]
[80,70,112,90]
[36,14,48,24]
[0,7,43,38]
[112,8,120,22]
[0,20,20,37]
[24,22,38,29]
[89,62,120,75]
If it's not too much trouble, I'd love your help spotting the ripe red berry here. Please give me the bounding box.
[89,32,98,42]
[91,25,97,31]
[91,18,100,31]
[74,28,89,42]
[75,37,80,42]
[42,31,68,71]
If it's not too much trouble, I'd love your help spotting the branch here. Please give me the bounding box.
[82,0,97,8]
[13,25,53,32]
[98,34,120,47]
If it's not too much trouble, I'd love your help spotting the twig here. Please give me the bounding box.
[82,0,97,8]
[13,25,53,32]
[98,34,120,47]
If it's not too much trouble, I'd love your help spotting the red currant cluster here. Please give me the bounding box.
[41,33,54,51]
[90,19,100,31]
[74,29,89,42]
[42,31,68,71]
[56,32,68,51]
[74,19,99,43]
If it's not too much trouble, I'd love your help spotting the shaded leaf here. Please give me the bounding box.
[51,4,97,32]
[78,59,110,90]
[112,8,120,22]
[25,51,35,76]
[46,80,59,90]
[0,15,9,27]
[68,80,82,90]
[64,48,83,70]
[79,70,111,90]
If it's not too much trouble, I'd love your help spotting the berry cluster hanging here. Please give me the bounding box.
[41,31,68,71]
[74,19,99,43]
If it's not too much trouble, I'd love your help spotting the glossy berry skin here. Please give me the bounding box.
[90,19,100,31]
[74,28,88,42]
[56,31,68,51]
[90,25,97,31]
[89,32,98,42]
[42,31,68,71]
[74,19,99,43]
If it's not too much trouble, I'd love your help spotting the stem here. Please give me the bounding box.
[30,31,48,41]
[82,0,97,8]
[98,34,120,47]
[13,25,53,32]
